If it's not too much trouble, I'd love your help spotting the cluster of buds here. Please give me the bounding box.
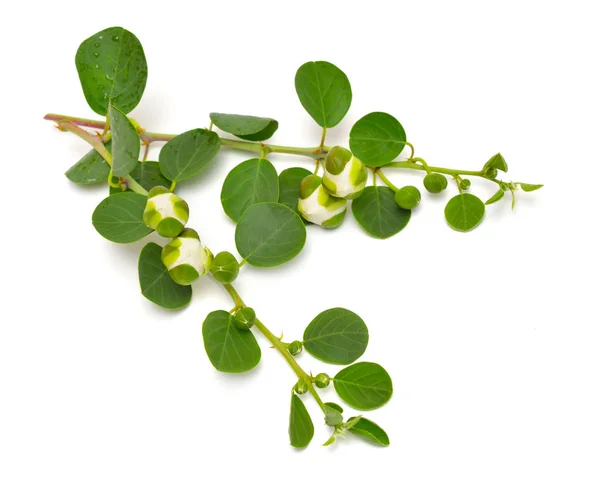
[297,146,367,227]
[143,187,213,286]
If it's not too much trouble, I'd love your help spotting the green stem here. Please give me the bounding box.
[222,283,326,411]
[376,169,398,192]
[383,160,484,178]
[45,113,327,160]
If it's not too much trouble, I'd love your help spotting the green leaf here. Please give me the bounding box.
[519,183,544,192]
[92,192,152,243]
[444,193,485,232]
[324,405,343,426]
[347,417,390,446]
[159,129,221,182]
[138,243,191,309]
[303,308,368,365]
[294,61,352,128]
[324,402,344,414]
[349,112,406,167]
[109,160,171,194]
[235,202,306,267]
[75,26,147,116]
[289,393,314,448]
[485,189,505,205]
[484,153,508,173]
[221,159,279,222]
[108,105,140,177]
[210,113,278,141]
[65,144,111,185]
[333,362,393,410]
[202,310,261,373]
[352,186,411,239]
[278,167,312,219]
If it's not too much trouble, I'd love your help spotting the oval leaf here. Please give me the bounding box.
[210,113,278,141]
[347,417,390,446]
[159,129,221,182]
[278,167,312,221]
[75,26,147,116]
[221,159,279,222]
[289,394,314,448]
[303,308,368,365]
[324,405,343,427]
[485,189,505,205]
[519,183,543,192]
[444,193,485,232]
[333,362,393,410]
[202,310,261,373]
[352,186,411,239]
[349,112,406,166]
[65,144,112,185]
[92,192,152,243]
[484,153,508,173]
[324,402,344,414]
[108,105,140,177]
[294,61,352,128]
[235,202,306,268]
[138,243,191,309]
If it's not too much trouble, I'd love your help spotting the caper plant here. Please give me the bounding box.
[46,27,541,449]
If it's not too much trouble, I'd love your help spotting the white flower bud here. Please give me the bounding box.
[297,175,346,228]
[143,186,189,238]
[322,146,367,199]
[161,229,213,286]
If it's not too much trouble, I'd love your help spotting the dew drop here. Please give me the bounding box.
[112,35,119,42]
[94,42,100,48]
[98,35,103,40]
[94,52,100,58]
[95,64,100,69]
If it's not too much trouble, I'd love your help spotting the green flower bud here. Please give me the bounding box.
[322,146,368,199]
[484,167,498,179]
[287,340,303,356]
[161,228,212,286]
[459,178,471,190]
[234,307,256,330]
[297,175,347,228]
[211,251,240,284]
[294,380,308,395]
[314,373,330,389]
[143,186,190,238]
[423,173,448,193]
[394,185,421,209]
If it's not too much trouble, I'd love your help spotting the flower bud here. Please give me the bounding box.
[234,307,255,330]
[314,373,330,389]
[322,146,368,199]
[394,185,421,209]
[423,173,448,193]
[459,178,471,190]
[297,175,347,228]
[161,228,213,286]
[211,251,240,284]
[143,186,190,238]
[294,380,308,395]
[287,340,303,356]
[484,167,498,179]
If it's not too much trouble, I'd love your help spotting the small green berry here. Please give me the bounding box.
[294,380,308,395]
[394,185,421,209]
[233,307,255,330]
[459,179,471,190]
[423,173,448,193]
[287,340,303,356]
[314,373,330,389]
[211,251,240,284]
[484,167,498,179]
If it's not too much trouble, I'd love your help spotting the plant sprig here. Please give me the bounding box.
[46,26,542,449]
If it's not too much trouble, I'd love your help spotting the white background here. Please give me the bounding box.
[1,1,599,498]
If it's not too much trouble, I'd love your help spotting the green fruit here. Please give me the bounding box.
[484,167,498,179]
[288,340,303,356]
[459,179,471,190]
[211,251,240,284]
[394,185,421,209]
[234,307,256,330]
[423,173,448,193]
[294,379,308,395]
[314,373,330,389]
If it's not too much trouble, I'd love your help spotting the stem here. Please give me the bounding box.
[319,127,327,149]
[383,160,485,178]
[222,283,325,411]
[45,113,327,160]
[376,169,398,192]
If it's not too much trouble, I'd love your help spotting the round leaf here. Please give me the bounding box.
[303,308,368,365]
[349,112,406,166]
[278,167,312,221]
[138,243,191,310]
[444,193,485,232]
[108,105,140,177]
[235,203,306,268]
[65,144,112,185]
[347,417,390,446]
[210,113,278,141]
[352,186,411,239]
[294,61,352,128]
[75,26,147,116]
[221,158,279,222]
[333,362,393,410]
[92,192,152,243]
[289,393,314,448]
[202,310,261,373]
[159,129,221,182]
